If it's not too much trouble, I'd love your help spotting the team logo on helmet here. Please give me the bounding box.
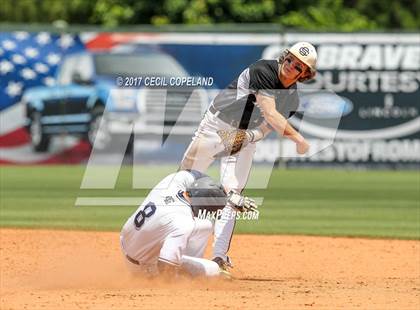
[299,46,310,56]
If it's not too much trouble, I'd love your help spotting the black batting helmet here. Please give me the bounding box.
[186,175,227,215]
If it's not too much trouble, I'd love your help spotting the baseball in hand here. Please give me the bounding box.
[296,140,310,154]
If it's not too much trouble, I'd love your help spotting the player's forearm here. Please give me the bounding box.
[255,93,306,145]
[283,122,306,144]
[259,122,273,137]
[264,111,305,144]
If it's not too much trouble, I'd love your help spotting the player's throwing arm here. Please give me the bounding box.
[255,93,309,154]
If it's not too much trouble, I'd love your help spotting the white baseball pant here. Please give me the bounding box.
[180,110,256,261]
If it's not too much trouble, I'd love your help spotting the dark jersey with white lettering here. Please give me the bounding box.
[211,59,299,129]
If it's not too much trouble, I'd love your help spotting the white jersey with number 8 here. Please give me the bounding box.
[120,170,216,275]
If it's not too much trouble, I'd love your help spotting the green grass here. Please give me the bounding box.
[1,165,419,239]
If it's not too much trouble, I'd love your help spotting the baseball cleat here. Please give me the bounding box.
[213,257,233,279]
[218,268,232,279]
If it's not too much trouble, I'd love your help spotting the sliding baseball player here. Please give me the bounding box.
[120,169,256,278]
[180,42,318,274]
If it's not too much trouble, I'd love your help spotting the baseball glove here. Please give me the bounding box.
[215,129,249,158]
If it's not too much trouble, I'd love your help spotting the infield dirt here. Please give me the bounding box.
[1,229,419,309]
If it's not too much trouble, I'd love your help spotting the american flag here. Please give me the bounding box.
[0,31,85,110]
[0,31,89,164]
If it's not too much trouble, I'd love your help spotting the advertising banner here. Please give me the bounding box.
[0,31,418,167]
[259,34,420,167]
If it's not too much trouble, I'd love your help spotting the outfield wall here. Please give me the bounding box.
[0,31,419,167]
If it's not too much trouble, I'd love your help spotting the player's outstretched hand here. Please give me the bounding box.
[296,140,310,154]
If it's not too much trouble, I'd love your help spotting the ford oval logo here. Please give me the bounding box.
[300,93,353,119]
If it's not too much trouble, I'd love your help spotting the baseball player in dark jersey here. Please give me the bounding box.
[180,42,318,275]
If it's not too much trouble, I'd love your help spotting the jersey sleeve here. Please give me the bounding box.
[276,86,300,119]
[248,60,277,98]
[288,90,300,118]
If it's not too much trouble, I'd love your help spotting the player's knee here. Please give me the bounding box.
[180,157,192,170]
